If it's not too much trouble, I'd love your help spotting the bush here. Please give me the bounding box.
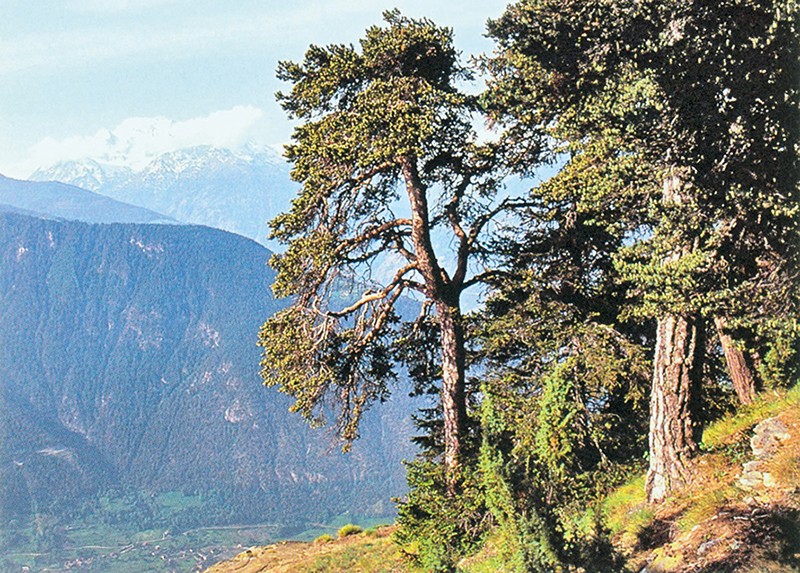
[314,533,334,544]
[395,460,489,572]
[337,524,363,538]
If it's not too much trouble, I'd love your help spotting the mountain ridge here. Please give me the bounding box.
[0,174,177,225]
[0,210,414,533]
[30,145,295,248]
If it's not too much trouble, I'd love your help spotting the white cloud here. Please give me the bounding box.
[21,105,264,173]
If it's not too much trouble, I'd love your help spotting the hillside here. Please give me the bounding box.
[203,386,800,573]
[0,211,415,571]
[203,526,411,573]
[0,174,177,225]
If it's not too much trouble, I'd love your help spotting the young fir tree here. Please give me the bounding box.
[259,11,521,490]
[485,0,798,503]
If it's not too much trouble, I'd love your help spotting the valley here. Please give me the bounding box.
[0,178,415,572]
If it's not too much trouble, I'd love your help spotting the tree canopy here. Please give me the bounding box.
[260,2,798,570]
[260,11,526,485]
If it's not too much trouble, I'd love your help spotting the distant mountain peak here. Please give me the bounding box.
[29,144,296,248]
[30,158,133,192]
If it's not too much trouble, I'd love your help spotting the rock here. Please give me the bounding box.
[751,418,790,458]
[697,539,720,555]
[743,460,764,472]
[740,460,766,489]
[740,418,790,489]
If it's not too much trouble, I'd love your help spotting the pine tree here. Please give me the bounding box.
[259,11,523,489]
[484,0,799,502]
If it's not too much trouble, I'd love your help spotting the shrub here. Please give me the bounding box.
[337,524,363,538]
[314,533,334,544]
[395,460,489,572]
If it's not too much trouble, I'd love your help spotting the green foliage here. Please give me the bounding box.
[478,382,633,572]
[479,412,560,572]
[600,474,650,548]
[257,1,798,571]
[486,0,799,339]
[337,524,363,538]
[260,10,508,457]
[259,304,396,443]
[315,533,334,544]
[757,317,800,389]
[395,461,489,572]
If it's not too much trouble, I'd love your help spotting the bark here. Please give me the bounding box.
[437,299,467,492]
[714,316,758,405]
[401,156,467,491]
[647,166,702,504]
[646,313,702,503]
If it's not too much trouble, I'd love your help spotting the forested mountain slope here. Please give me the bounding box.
[0,212,413,531]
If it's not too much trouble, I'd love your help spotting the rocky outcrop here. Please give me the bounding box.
[739,417,791,490]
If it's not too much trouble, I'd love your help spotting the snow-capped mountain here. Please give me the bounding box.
[31,144,296,248]
[31,159,134,193]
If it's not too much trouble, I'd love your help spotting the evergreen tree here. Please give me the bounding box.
[473,133,653,571]
[259,11,522,489]
[484,0,798,502]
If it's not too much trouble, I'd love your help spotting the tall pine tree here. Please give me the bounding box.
[485,0,798,502]
[259,11,524,490]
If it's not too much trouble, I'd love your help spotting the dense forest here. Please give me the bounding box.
[0,211,416,571]
[259,0,798,571]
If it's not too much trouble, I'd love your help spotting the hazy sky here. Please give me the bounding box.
[1,0,510,177]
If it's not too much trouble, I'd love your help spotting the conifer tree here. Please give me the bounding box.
[259,11,520,489]
[485,0,798,502]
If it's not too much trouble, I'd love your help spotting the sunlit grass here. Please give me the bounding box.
[702,384,800,449]
[601,473,650,548]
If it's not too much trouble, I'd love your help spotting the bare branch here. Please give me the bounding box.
[327,262,419,318]
[462,269,513,290]
[334,218,412,256]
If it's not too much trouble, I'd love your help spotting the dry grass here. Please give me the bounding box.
[600,384,800,572]
[202,526,417,573]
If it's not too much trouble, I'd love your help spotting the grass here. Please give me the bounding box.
[596,383,800,571]
[601,474,651,552]
[287,515,389,542]
[204,526,420,573]
[702,384,800,449]
[337,524,363,538]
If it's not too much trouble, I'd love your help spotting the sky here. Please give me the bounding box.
[1,0,510,178]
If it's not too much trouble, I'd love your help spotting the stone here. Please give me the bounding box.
[740,460,766,489]
[751,417,790,458]
[697,539,720,555]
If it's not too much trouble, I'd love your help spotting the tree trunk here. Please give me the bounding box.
[401,156,467,490]
[647,166,702,504]
[647,314,702,503]
[437,300,467,492]
[714,316,758,405]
